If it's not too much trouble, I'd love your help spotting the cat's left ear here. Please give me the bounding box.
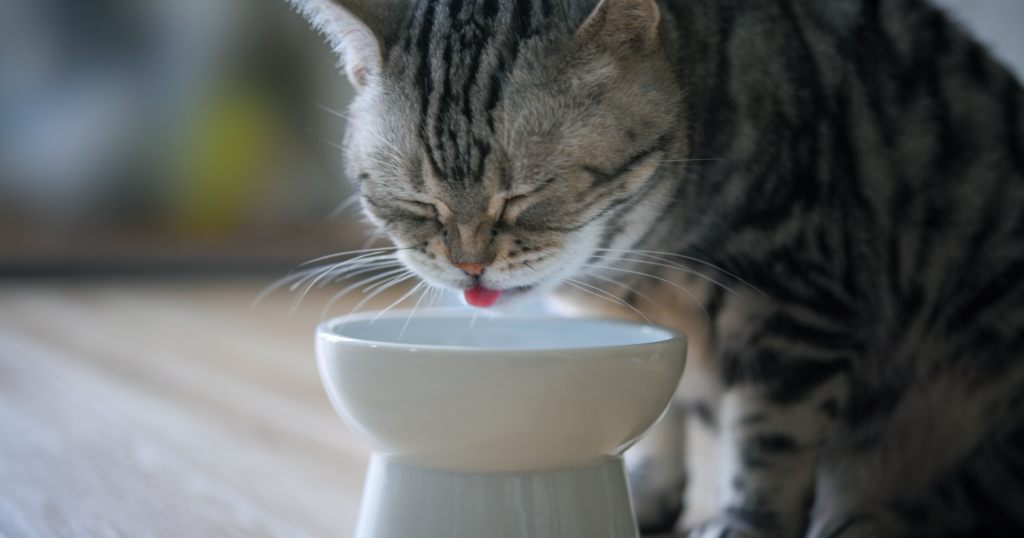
[290,0,404,91]
[573,0,661,52]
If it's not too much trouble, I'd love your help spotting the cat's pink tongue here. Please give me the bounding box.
[464,285,502,307]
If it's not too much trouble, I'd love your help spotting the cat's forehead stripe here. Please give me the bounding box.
[402,0,553,185]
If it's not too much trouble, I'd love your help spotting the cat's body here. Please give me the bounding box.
[292,0,1024,536]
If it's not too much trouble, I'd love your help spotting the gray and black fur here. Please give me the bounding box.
[291,0,1024,536]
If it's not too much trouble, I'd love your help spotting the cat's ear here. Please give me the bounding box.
[290,0,403,91]
[573,0,660,52]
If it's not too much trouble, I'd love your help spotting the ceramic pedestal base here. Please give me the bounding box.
[354,454,639,538]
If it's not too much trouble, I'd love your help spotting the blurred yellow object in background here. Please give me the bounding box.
[169,83,281,237]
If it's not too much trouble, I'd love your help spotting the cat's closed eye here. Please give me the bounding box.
[394,200,438,221]
[500,194,532,223]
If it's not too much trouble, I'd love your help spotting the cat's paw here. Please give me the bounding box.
[687,518,766,538]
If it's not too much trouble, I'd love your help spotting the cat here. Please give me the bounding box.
[289,0,1024,536]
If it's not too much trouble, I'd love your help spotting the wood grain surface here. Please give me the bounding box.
[0,278,397,537]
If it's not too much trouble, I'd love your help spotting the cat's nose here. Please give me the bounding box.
[453,261,492,276]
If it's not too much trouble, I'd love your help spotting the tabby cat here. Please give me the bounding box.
[290,0,1024,536]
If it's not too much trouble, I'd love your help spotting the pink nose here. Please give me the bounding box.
[453,262,492,276]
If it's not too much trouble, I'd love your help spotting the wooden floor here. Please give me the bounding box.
[0,277,702,537]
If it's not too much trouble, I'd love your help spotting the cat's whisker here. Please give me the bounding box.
[563,278,654,326]
[398,283,433,339]
[578,263,710,320]
[293,252,402,309]
[572,247,768,297]
[291,263,353,298]
[576,251,737,296]
[361,231,389,251]
[362,154,404,172]
[250,266,324,311]
[297,246,399,267]
[578,269,670,316]
[426,285,440,310]
[319,267,409,320]
[373,139,415,169]
[298,257,399,287]
[288,267,334,293]
[313,252,401,274]
[315,102,350,121]
[294,262,353,311]
[322,261,405,288]
[325,257,403,278]
[549,284,602,322]
[349,271,418,315]
[371,281,427,324]
[322,254,401,272]
[317,103,418,170]
[328,192,363,220]
[361,268,413,293]
[360,146,415,172]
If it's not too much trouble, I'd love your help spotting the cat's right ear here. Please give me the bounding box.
[289,0,403,91]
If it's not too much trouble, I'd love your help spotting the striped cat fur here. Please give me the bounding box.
[291,0,1024,536]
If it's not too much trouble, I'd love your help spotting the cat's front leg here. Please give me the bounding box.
[691,380,847,538]
[691,349,850,538]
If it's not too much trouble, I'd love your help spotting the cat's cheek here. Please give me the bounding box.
[394,253,467,291]
[410,269,467,291]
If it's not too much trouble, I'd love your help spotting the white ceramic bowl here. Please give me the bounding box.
[316,309,687,474]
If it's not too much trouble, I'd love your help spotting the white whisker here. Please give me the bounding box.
[578,269,669,315]
[572,247,767,297]
[294,254,399,309]
[317,102,410,170]
[297,247,399,267]
[563,278,654,325]
[551,284,602,322]
[580,252,737,296]
[288,267,331,292]
[362,232,389,251]
[315,102,350,120]
[319,268,408,320]
[325,261,404,286]
[372,281,426,323]
[300,258,399,289]
[250,267,321,311]
[579,263,710,320]
[317,256,403,283]
[329,192,363,220]
[349,271,417,315]
[398,284,432,339]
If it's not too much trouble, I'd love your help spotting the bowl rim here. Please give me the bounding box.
[316,307,687,354]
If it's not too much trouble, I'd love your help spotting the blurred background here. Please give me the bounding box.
[0,0,365,276]
[0,0,1021,277]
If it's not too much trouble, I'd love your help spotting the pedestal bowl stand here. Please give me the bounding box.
[315,309,687,538]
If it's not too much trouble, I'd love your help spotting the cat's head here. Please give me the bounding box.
[294,0,685,308]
